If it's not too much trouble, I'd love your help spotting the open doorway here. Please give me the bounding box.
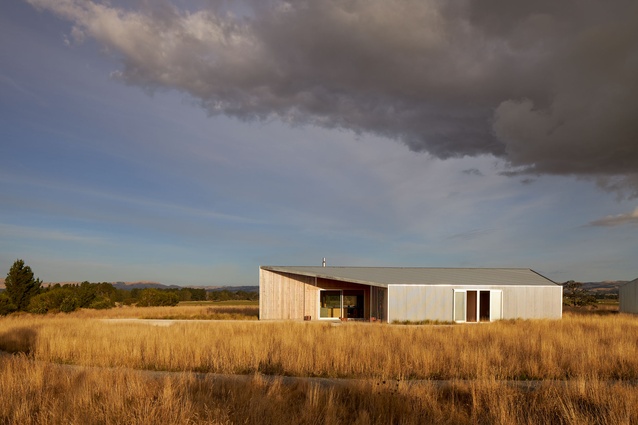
[343,290,364,319]
[454,290,502,322]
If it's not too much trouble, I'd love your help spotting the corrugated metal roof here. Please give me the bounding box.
[261,266,558,288]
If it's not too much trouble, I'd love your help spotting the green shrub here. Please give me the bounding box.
[0,293,17,315]
[88,296,115,310]
[59,295,80,313]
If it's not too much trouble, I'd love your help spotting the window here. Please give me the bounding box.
[319,290,341,318]
[319,289,365,319]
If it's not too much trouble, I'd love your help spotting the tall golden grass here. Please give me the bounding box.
[57,303,259,320]
[2,308,638,424]
[1,354,637,424]
[1,309,638,380]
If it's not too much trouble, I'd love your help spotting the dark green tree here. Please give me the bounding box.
[562,280,597,307]
[136,289,179,306]
[0,292,17,315]
[5,259,42,311]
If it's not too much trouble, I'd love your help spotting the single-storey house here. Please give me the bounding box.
[259,266,562,323]
[619,278,638,314]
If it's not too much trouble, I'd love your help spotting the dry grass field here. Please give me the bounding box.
[1,305,638,424]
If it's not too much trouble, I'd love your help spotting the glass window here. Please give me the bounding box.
[320,290,341,318]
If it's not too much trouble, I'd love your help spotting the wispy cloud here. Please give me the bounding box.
[0,223,107,243]
[589,207,638,227]
[0,73,47,105]
[0,171,262,225]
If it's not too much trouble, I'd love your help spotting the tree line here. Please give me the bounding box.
[1,259,257,315]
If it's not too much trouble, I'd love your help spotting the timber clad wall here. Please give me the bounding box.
[259,269,318,320]
[259,269,371,320]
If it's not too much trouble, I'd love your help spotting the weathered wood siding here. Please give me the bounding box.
[259,269,318,320]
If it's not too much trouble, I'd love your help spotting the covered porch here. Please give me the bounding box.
[316,277,387,321]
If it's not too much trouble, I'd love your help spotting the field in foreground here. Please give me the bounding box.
[2,354,638,425]
[2,307,638,424]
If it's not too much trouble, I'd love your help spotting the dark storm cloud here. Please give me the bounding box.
[462,168,483,177]
[26,0,638,195]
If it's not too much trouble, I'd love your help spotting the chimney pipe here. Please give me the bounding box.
[322,257,326,267]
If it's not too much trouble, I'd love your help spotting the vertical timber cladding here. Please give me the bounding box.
[259,269,317,320]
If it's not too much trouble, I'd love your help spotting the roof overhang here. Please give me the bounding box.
[260,266,560,288]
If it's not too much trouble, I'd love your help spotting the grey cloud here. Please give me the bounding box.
[26,0,638,195]
[589,207,638,226]
[462,168,483,176]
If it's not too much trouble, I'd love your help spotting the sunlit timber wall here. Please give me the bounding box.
[387,285,563,322]
[259,269,319,320]
[619,279,638,314]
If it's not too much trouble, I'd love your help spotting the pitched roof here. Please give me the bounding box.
[260,266,558,288]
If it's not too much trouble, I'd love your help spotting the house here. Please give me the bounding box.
[259,266,562,323]
[619,278,638,314]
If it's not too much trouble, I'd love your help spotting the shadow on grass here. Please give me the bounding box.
[563,305,619,316]
[0,327,38,355]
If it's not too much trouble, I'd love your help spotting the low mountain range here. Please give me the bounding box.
[0,277,629,294]
[0,278,257,292]
[581,280,628,294]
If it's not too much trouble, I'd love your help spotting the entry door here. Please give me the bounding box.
[453,290,502,322]
[490,290,502,320]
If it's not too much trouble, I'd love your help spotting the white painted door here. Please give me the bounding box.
[490,290,502,321]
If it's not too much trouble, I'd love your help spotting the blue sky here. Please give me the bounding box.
[1,1,637,286]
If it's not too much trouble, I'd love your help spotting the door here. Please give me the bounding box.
[371,287,387,322]
[490,290,502,321]
[454,290,502,323]
[466,290,478,322]
[343,290,364,319]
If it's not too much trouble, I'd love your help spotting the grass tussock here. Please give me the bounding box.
[2,310,638,380]
[1,355,638,425]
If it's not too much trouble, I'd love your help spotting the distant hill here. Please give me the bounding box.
[111,282,259,292]
[0,278,257,293]
[111,281,182,290]
[581,280,628,294]
[208,286,259,292]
